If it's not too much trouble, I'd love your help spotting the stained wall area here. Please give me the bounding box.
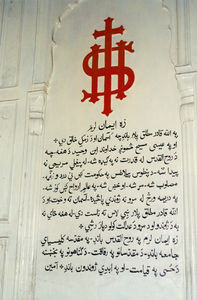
[0,1,197,300]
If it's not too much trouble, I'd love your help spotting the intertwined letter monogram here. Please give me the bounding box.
[82,17,135,116]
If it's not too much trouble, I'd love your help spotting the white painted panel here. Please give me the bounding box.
[0,101,16,221]
[0,238,7,299]
[0,0,23,88]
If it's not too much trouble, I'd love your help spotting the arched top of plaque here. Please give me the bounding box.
[46,0,179,137]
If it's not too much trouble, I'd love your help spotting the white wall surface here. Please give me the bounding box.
[0,1,197,300]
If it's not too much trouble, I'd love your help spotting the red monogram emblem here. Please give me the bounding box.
[81,17,135,116]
